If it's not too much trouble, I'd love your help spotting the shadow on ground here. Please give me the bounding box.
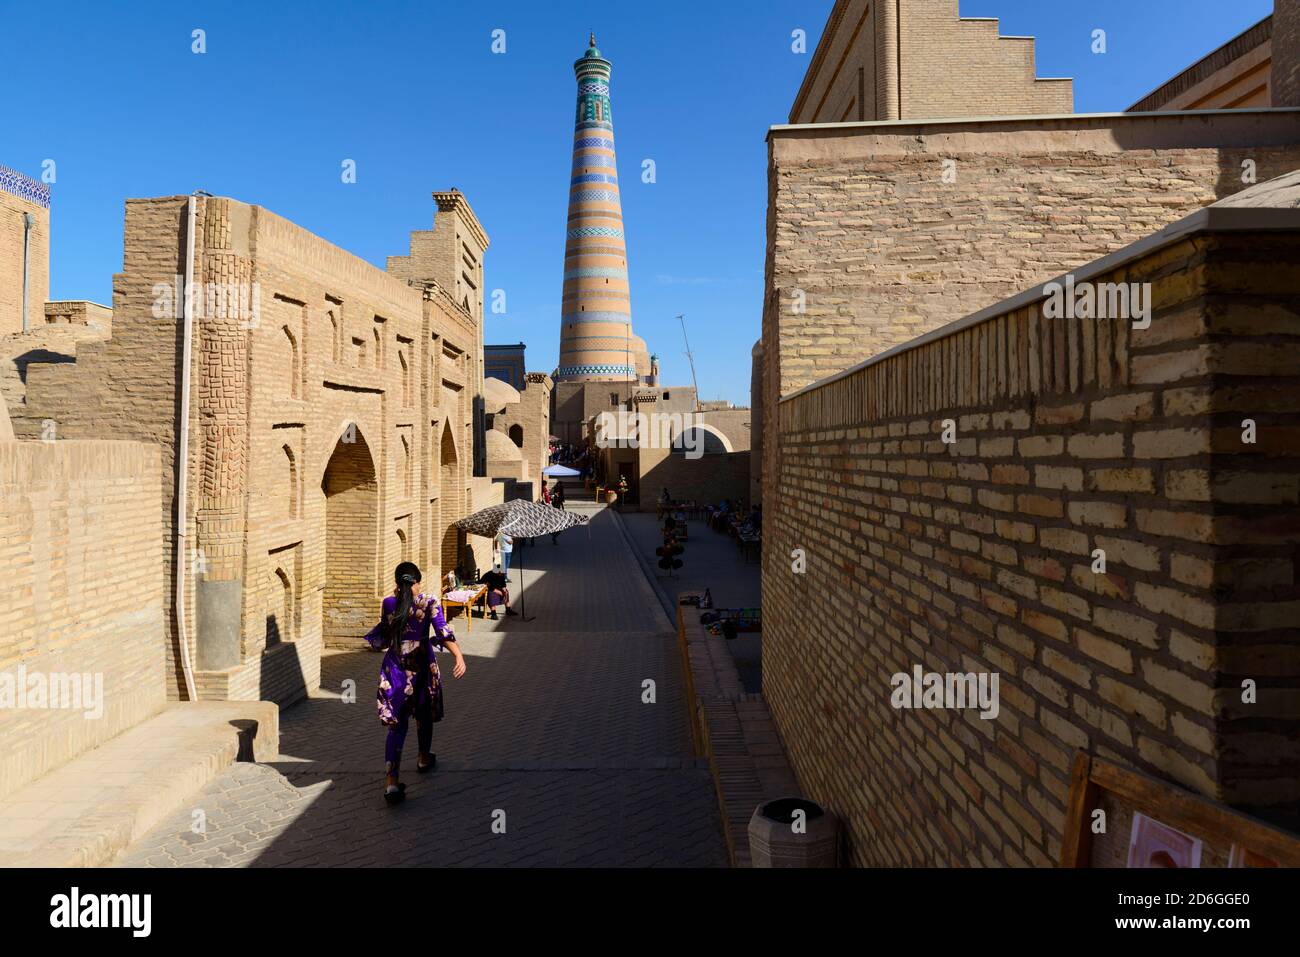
[118,507,727,868]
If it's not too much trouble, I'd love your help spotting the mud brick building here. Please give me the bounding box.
[0,166,50,336]
[761,0,1300,865]
[5,190,498,708]
[486,368,554,492]
[788,0,1072,125]
[0,433,165,802]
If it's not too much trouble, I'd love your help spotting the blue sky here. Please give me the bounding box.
[0,0,1274,404]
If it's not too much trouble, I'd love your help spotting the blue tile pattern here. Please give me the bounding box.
[567,226,624,239]
[573,154,617,170]
[571,173,620,186]
[563,267,628,280]
[0,165,50,209]
[557,364,637,378]
[563,312,632,324]
[569,190,622,204]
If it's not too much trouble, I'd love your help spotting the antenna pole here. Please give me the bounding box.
[678,314,701,412]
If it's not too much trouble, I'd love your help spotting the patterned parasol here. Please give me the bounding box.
[454,499,589,539]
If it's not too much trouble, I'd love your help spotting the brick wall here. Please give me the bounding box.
[0,323,109,422]
[897,0,1072,120]
[552,380,637,446]
[1127,17,1273,112]
[750,340,764,506]
[43,300,111,332]
[1276,0,1300,107]
[789,0,1071,124]
[0,440,165,801]
[322,431,379,647]
[789,0,879,123]
[12,194,487,706]
[0,169,50,337]
[15,196,193,697]
[762,115,1300,610]
[491,372,553,484]
[699,408,752,452]
[638,448,751,511]
[763,228,1300,866]
[766,112,1300,402]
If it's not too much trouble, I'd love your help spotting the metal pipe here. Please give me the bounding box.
[21,212,34,332]
[173,196,199,700]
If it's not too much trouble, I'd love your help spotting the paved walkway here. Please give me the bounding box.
[620,510,763,693]
[116,504,727,867]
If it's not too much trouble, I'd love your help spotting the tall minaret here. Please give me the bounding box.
[556,34,646,382]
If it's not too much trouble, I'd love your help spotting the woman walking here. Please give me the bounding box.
[550,482,566,544]
[363,561,467,806]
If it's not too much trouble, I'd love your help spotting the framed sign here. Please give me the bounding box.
[1060,751,1300,868]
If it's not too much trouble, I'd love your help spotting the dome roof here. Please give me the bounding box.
[486,428,522,462]
[483,376,521,414]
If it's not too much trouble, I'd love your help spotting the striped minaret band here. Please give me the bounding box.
[556,35,640,382]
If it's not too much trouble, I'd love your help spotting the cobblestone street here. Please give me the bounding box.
[117,504,727,867]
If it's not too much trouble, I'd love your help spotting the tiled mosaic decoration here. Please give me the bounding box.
[0,165,50,208]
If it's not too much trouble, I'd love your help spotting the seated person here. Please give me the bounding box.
[481,564,516,620]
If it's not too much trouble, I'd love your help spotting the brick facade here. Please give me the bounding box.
[761,113,1300,555]
[0,440,165,801]
[1276,0,1300,107]
[765,112,1300,404]
[0,167,50,336]
[763,224,1300,866]
[490,371,554,485]
[789,0,1072,125]
[1128,16,1273,112]
[639,447,750,510]
[10,193,491,706]
[43,300,111,331]
[750,340,764,506]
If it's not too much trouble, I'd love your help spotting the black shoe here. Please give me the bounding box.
[505,607,518,616]
[416,755,436,774]
[489,611,499,620]
[384,782,407,806]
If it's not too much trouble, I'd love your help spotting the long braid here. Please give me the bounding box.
[388,562,422,651]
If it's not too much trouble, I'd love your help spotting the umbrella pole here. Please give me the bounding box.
[518,537,533,623]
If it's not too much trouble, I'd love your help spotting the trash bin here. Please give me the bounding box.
[748,797,838,868]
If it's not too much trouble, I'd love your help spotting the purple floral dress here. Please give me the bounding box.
[363,592,452,726]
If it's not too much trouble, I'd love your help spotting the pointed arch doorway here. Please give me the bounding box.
[322,425,379,647]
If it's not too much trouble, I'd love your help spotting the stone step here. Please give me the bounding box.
[0,700,278,867]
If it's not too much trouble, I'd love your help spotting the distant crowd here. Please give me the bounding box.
[548,441,591,478]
